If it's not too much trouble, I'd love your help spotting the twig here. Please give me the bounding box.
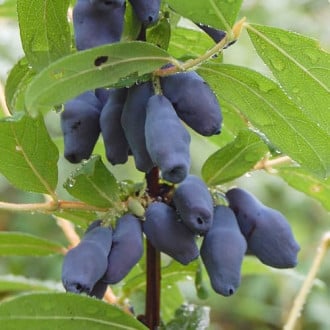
[254,155,293,172]
[283,232,330,330]
[0,80,11,117]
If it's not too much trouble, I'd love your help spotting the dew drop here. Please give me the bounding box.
[67,177,76,188]
[270,58,286,71]
[15,145,22,152]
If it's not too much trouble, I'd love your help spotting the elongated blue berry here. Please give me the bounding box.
[143,202,199,265]
[226,188,300,268]
[173,175,213,235]
[103,214,143,284]
[145,94,191,183]
[201,205,247,296]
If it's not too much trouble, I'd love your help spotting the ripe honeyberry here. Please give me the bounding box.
[173,175,213,235]
[128,0,161,25]
[161,70,222,136]
[145,94,191,183]
[103,214,143,284]
[201,205,247,296]
[61,91,102,163]
[143,202,199,265]
[100,88,129,165]
[62,223,112,295]
[121,83,154,172]
[226,188,300,268]
[73,0,125,50]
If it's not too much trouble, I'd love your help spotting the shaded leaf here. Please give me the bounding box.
[17,0,71,71]
[165,304,210,330]
[64,155,120,208]
[277,167,330,211]
[166,0,243,33]
[0,113,59,194]
[0,275,62,293]
[202,129,268,185]
[161,284,184,324]
[247,24,330,135]
[147,18,171,50]
[53,210,99,229]
[5,57,36,113]
[0,232,65,256]
[0,292,148,329]
[25,42,173,114]
[199,64,330,178]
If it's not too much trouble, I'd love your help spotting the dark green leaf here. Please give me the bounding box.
[0,292,148,330]
[277,167,330,211]
[64,155,120,208]
[199,64,330,178]
[17,0,71,71]
[166,0,243,32]
[147,18,171,50]
[5,57,35,113]
[247,24,330,135]
[0,275,61,293]
[0,113,59,194]
[0,232,65,256]
[25,42,173,114]
[202,129,268,185]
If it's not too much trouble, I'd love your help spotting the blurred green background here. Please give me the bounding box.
[0,0,329,329]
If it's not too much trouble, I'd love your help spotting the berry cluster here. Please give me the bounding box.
[144,179,300,297]
[60,0,300,301]
[62,214,143,298]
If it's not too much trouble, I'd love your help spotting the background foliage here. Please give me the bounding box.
[0,0,329,329]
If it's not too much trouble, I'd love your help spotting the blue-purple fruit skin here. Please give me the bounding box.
[73,0,125,50]
[196,23,227,43]
[143,202,199,265]
[121,83,154,172]
[100,88,129,165]
[226,188,300,268]
[89,279,108,299]
[128,0,161,25]
[103,214,143,284]
[62,225,112,295]
[145,95,191,184]
[61,91,102,163]
[161,71,222,136]
[201,205,247,297]
[173,175,213,235]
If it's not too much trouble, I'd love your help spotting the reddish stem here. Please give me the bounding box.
[138,167,161,329]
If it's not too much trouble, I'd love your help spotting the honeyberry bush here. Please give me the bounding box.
[0,0,329,329]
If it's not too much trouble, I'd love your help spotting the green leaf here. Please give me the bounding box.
[0,232,65,256]
[0,292,148,330]
[64,155,120,208]
[247,24,330,135]
[0,275,62,293]
[166,0,243,32]
[199,64,330,178]
[147,18,171,50]
[17,0,71,71]
[0,0,17,18]
[165,304,210,330]
[0,113,59,194]
[168,27,216,60]
[25,42,173,114]
[277,167,330,211]
[54,210,99,229]
[161,284,184,324]
[202,129,268,185]
[5,57,36,113]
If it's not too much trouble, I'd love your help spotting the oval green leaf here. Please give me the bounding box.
[0,232,65,256]
[25,41,174,114]
[0,292,148,330]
